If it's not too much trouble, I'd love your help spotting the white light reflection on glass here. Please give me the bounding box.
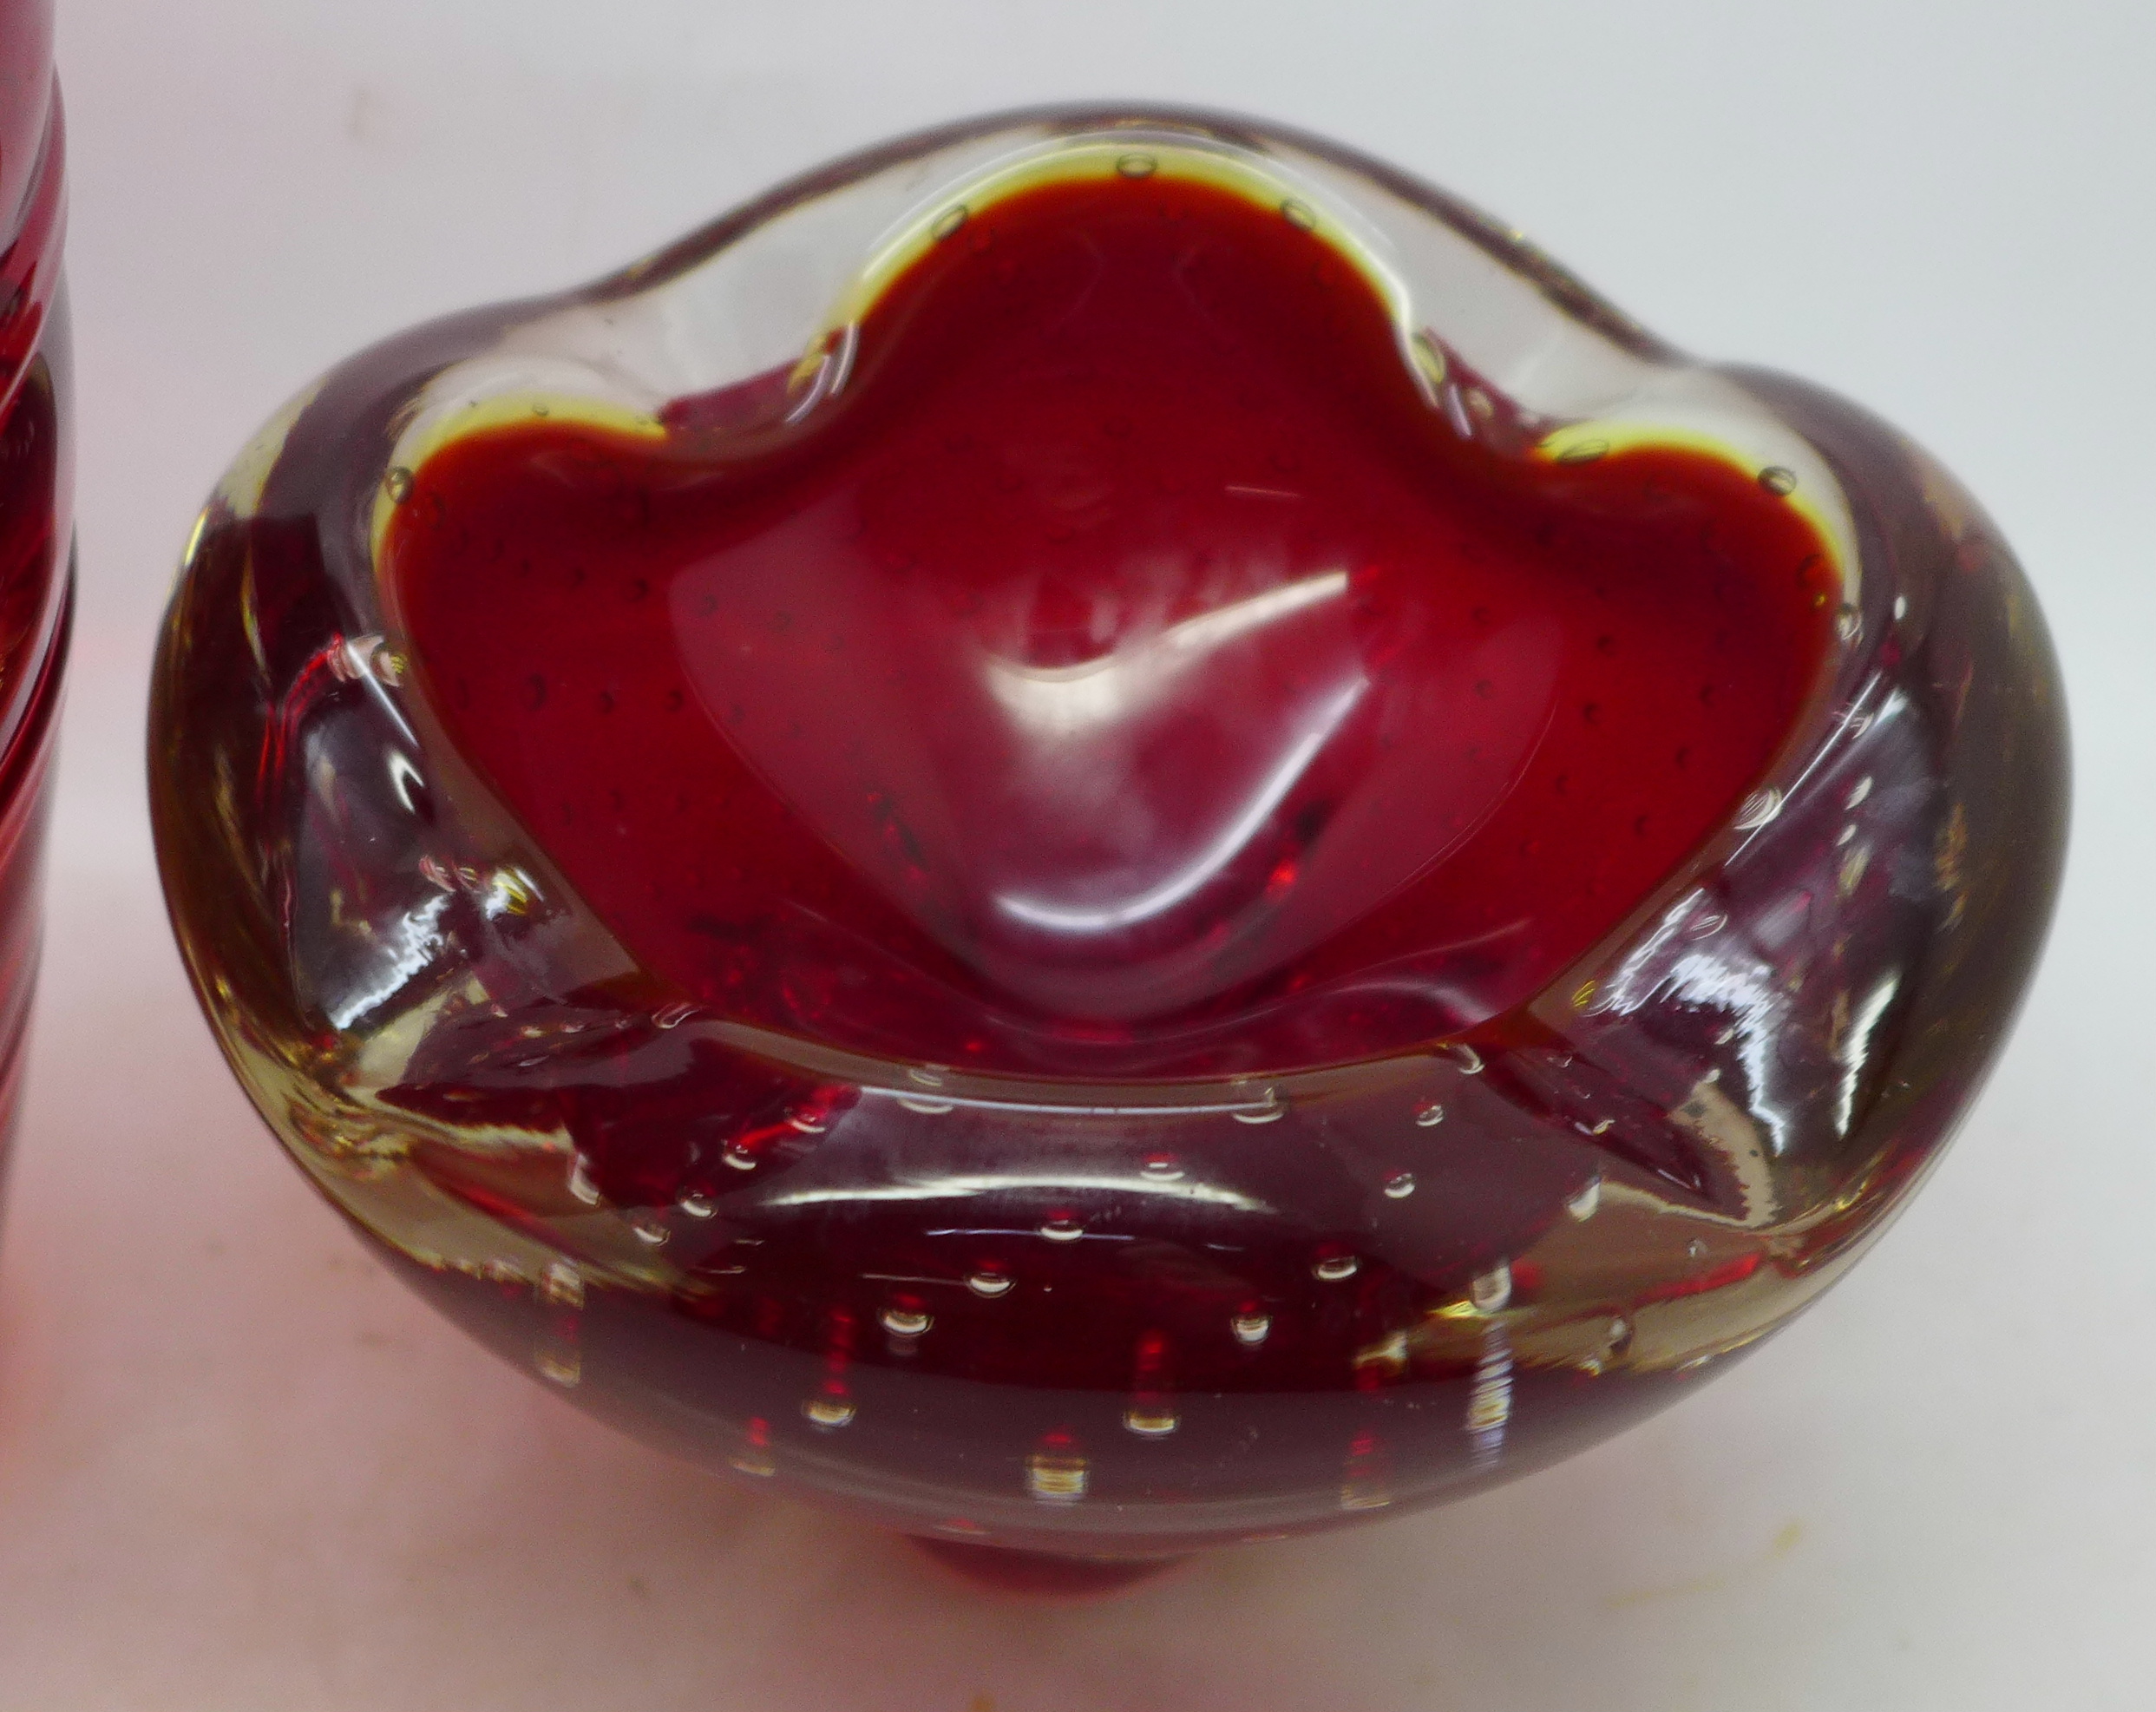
[1834,971,1903,1138]
[386,750,425,814]
[1590,686,1913,1159]
[1598,886,1799,1155]
[982,569,1348,740]
[762,1171,1269,1213]
[855,1086,1274,1119]
[997,678,1365,935]
[326,890,450,1029]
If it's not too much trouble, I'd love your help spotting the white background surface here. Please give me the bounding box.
[1,1,2148,1706]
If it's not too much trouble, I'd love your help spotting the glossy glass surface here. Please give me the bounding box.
[0,0,70,1202]
[151,108,2065,1562]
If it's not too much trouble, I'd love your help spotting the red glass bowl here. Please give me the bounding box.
[0,0,72,1203]
[149,108,2065,1569]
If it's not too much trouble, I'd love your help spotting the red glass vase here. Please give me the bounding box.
[150,108,2065,1577]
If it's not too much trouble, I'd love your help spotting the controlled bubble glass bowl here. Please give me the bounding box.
[149,107,2065,1567]
[0,0,72,1208]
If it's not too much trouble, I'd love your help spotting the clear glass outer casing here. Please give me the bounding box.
[150,108,2065,1560]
